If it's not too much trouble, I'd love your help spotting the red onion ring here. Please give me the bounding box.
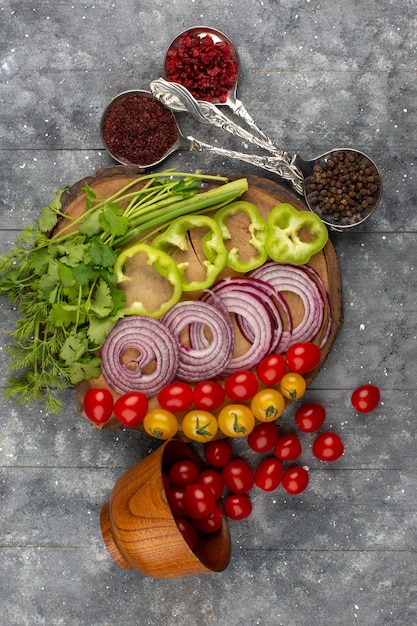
[161,300,234,382]
[227,276,292,353]
[200,277,275,374]
[301,264,332,347]
[100,316,179,396]
[249,261,329,347]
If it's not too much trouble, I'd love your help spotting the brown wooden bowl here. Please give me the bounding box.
[100,439,232,578]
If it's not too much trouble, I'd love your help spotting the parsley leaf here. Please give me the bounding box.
[88,316,119,345]
[90,279,113,318]
[99,203,129,236]
[87,237,118,268]
[60,332,89,366]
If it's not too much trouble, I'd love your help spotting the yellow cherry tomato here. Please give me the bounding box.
[181,410,218,443]
[218,404,255,438]
[250,388,286,422]
[280,372,306,400]
[143,408,178,440]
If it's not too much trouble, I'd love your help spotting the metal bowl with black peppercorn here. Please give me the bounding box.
[303,148,382,230]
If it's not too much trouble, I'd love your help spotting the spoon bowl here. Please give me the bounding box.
[296,148,382,230]
[164,26,270,142]
[100,89,184,169]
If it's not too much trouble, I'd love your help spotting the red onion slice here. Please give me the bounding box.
[201,277,275,374]
[162,300,234,382]
[100,316,179,396]
[227,276,292,353]
[301,264,332,347]
[249,261,329,347]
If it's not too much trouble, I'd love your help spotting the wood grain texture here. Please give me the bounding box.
[60,167,344,434]
[100,439,231,578]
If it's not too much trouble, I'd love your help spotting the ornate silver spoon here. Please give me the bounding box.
[149,79,382,229]
[150,77,281,158]
[101,90,382,230]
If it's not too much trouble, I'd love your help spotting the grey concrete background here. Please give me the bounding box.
[1,1,416,625]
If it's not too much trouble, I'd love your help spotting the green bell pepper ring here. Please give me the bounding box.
[212,201,268,272]
[152,215,228,292]
[114,242,182,318]
[265,203,328,265]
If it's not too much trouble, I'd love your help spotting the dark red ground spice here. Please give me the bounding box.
[165,33,238,103]
[101,93,179,166]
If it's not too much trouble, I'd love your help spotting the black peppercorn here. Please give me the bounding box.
[304,150,381,227]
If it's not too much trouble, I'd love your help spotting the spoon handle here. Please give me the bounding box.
[150,78,285,157]
[188,136,305,196]
[227,96,273,145]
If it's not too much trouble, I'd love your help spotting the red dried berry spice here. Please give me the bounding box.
[165,33,238,103]
[101,93,178,166]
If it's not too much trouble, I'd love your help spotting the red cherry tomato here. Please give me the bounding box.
[222,459,254,494]
[282,466,309,494]
[274,433,302,461]
[224,370,258,401]
[193,380,225,410]
[312,432,344,461]
[351,384,380,413]
[175,517,199,550]
[256,353,287,384]
[204,438,233,467]
[255,457,283,492]
[183,483,216,519]
[295,402,326,432]
[168,459,200,487]
[224,494,252,520]
[198,469,224,500]
[113,391,148,427]
[193,503,223,533]
[247,422,279,452]
[167,487,186,517]
[83,388,114,425]
[158,381,193,412]
[286,342,322,374]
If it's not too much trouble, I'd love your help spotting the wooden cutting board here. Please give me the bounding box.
[58,165,343,434]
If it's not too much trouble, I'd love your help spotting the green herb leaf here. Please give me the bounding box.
[49,302,78,327]
[60,332,89,365]
[68,357,101,384]
[88,315,119,345]
[38,187,68,232]
[90,279,113,318]
[99,203,129,236]
[78,209,102,236]
[39,205,59,232]
[72,263,97,285]
[57,241,86,267]
[57,261,75,286]
[87,237,118,268]
[82,184,97,210]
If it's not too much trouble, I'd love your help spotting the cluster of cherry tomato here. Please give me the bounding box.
[164,380,382,548]
[165,407,345,546]
[163,458,225,549]
[169,381,381,538]
[83,342,322,440]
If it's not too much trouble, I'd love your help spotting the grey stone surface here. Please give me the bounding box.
[1,0,416,625]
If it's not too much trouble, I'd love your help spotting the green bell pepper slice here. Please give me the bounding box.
[213,201,268,272]
[265,203,328,265]
[114,242,182,318]
[152,215,228,292]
